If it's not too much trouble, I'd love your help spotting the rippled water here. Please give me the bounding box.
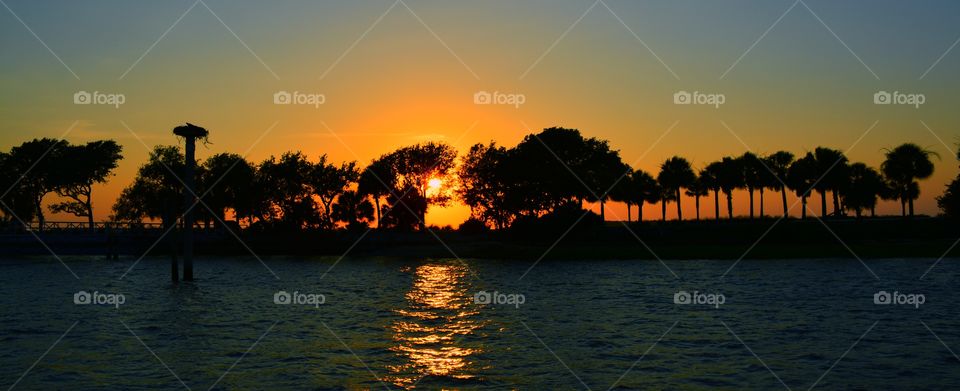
[1,256,958,389]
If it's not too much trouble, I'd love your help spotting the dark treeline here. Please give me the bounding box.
[0,139,122,230]
[1,126,956,233]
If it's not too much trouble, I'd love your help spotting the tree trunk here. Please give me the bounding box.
[726,192,734,220]
[714,190,720,221]
[801,195,807,219]
[695,196,701,221]
[661,199,666,221]
[600,198,605,221]
[870,205,876,218]
[909,198,915,217]
[638,202,643,223]
[35,197,45,232]
[85,192,94,231]
[901,198,906,217]
[832,190,841,217]
[626,203,631,223]
[781,188,788,218]
[820,190,828,217]
[759,188,765,218]
[375,197,381,228]
[748,189,755,219]
[676,189,683,221]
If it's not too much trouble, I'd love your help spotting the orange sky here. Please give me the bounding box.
[2,1,958,226]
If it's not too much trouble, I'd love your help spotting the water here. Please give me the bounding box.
[1,256,958,389]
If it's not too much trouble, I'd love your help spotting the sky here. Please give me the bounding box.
[2,0,959,226]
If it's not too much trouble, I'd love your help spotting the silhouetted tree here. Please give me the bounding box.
[700,163,722,221]
[457,142,513,229]
[611,168,657,223]
[787,153,818,219]
[715,157,744,220]
[311,156,359,228]
[199,153,254,227]
[358,155,397,228]
[0,152,37,225]
[46,140,123,229]
[112,146,184,230]
[332,190,374,230]
[764,151,794,218]
[381,142,457,230]
[739,152,764,219]
[882,143,937,217]
[256,152,317,228]
[812,147,849,217]
[685,173,710,221]
[841,163,884,219]
[657,157,696,221]
[7,138,68,230]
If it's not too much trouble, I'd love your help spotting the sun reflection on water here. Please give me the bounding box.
[387,263,483,388]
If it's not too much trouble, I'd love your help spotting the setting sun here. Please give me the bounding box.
[428,178,443,191]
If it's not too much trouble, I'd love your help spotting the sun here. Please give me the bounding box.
[428,178,443,191]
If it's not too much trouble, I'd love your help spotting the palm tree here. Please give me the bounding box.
[841,163,884,219]
[764,151,794,218]
[659,186,675,221]
[715,157,744,220]
[657,157,696,221]
[625,169,658,223]
[700,163,722,221]
[740,152,764,219]
[787,153,818,219]
[685,174,710,221]
[881,143,937,217]
[812,147,849,217]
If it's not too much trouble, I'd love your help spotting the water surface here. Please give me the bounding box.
[1,256,957,389]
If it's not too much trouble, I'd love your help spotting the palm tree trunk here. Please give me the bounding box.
[695,196,701,221]
[781,188,788,218]
[759,188,765,218]
[726,192,734,220]
[638,201,644,223]
[820,190,828,217]
[626,203,631,223]
[714,190,720,221]
[600,198,605,221]
[801,195,807,219]
[901,198,906,217]
[909,198,915,217]
[676,189,683,221]
[374,197,381,228]
[832,190,841,217]
[661,199,666,221]
[748,189,755,219]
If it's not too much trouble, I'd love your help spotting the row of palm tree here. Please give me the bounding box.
[611,143,937,222]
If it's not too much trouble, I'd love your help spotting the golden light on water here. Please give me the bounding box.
[387,263,482,388]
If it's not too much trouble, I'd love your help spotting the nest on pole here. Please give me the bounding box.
[172,123,209,139]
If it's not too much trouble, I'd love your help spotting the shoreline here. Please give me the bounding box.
[2,217,957,260]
